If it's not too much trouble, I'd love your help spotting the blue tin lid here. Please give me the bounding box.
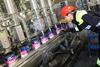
[20,47,26,51]
[4,53,15,60]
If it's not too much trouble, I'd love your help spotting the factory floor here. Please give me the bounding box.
[72,49,97,67]
[63,46,98,67]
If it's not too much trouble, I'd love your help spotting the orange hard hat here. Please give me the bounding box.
[61,6,75,17]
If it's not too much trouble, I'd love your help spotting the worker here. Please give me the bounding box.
[61,5,100,67]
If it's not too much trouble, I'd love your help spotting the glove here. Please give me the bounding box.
[59,19,67,24]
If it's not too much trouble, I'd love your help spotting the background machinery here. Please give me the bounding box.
[0,0,99,67]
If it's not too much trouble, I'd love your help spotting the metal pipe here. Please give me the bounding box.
[40,0,52,27]
[47,0,58,25]
[18,15,30,42]
[4,0,18,25]
[30,0,45,35]
[3,0,16,14]
[4,0,25,42]
[48,0,53,13]
[0,18,11,53]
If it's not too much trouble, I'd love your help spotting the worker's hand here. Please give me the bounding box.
[59,19,67,24]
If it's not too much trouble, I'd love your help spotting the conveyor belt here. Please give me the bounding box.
[14,33,66,67]
[2,32,81,67]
